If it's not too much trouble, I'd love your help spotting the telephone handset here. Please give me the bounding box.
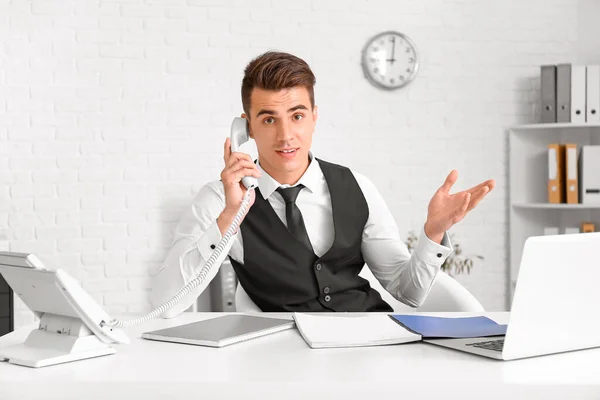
[102,118,257,329]
[230,117,258,189]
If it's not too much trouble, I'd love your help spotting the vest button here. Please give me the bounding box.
[324,295,331,302]
[315,263,322,271]
[323,286,330,294]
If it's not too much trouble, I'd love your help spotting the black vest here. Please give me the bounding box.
[229,159,392,312]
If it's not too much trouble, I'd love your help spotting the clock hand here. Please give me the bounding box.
[387,36,396,65]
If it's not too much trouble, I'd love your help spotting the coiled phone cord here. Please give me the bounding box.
[101,189,254,329]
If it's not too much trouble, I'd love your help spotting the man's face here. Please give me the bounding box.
[242,86,318,183]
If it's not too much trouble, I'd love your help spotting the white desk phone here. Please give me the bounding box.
[0,118,258,368]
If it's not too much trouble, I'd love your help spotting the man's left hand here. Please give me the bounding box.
[424,170,496,243]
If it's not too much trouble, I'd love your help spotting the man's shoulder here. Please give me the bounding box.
[202,179,225,191]
[315,158,373,187]
[191,179,225,203]
[315,157,350,172]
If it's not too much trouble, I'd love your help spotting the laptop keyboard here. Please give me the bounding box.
[465,339,504,352]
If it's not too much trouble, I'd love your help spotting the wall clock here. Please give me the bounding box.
[361,31,419,90]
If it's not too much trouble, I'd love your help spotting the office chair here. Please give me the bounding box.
[234,266,485,313]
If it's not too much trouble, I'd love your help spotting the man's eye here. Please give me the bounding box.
[264,117,275,124]
[293,114,303,121]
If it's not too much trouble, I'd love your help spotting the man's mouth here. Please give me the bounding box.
[276,148,299,158]
[276,148,298,154]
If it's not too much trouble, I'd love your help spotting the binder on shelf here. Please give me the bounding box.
[582,222,595,233]
[564,227,580,235]
[586,65,600,123]
[541,65,557,123]
[548,143,565,203]
[565,143,579,204]
[580,145,600,204]
[543,227,560,236]
[571,65,586,123]
[556,64,571,123]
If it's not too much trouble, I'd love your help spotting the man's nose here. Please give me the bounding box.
[276,119,293,141]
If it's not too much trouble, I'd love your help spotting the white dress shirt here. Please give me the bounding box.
[151,154,453,317]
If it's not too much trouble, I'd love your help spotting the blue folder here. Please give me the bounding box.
[389,315,507,338]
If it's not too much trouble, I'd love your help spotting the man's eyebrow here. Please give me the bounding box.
[256,109,276,118]
[255,105,309,118]
[288,105,309,112]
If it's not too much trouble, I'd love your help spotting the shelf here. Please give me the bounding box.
[509,123,600,130]
[512,203,600,209]
[508,119,600,308]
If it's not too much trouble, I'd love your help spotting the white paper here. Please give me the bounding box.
[293,313,421,349]
[567,147,577,180]
[548,148,557,179]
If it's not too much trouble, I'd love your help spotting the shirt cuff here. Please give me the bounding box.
[414,226,453,266]
[196,220,224,262]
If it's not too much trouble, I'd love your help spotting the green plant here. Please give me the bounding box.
[405,230,484,276]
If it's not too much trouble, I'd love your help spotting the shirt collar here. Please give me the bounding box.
[256,152,323,199]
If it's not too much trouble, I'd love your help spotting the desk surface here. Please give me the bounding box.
[1,312,599,399]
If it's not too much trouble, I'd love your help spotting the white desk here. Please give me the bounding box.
[1,312,599,399]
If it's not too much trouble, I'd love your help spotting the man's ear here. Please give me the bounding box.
[312,105,318,124]
[241,113,253,138]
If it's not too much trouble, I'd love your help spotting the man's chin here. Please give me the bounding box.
[265,154,309,173]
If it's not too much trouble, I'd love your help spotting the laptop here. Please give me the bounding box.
[142,314,295,348]
[424,232,600,361]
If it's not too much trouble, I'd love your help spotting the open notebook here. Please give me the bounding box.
[292,313,420,349]
[293,313,508,349]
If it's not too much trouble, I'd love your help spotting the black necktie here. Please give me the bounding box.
[276,185,313,252]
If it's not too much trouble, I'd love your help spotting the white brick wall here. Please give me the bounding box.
[0,0,592,329]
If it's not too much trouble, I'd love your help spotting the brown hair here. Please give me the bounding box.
[241,51,316,116]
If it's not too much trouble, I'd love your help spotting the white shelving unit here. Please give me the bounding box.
[508,123,600,306]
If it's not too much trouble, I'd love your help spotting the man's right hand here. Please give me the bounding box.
[217,137,261,235]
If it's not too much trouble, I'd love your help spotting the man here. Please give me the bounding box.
[150,51,495,317]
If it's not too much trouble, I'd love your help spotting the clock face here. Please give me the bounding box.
[361,31,419,90]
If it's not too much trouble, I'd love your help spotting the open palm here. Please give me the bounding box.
[426,170,495,237]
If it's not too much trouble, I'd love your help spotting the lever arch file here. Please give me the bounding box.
[571,65,586,123]
[586,65,600,123]
[565,143,579,204]
[556,64,572,123]
[541,65,557,123]
[548,143,566,203]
